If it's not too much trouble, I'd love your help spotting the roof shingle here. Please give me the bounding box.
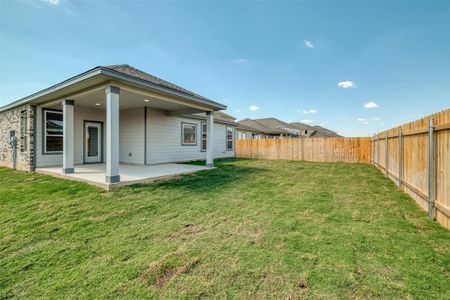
[104,64,215,104]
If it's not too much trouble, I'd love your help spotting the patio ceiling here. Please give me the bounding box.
[41,86,203,113]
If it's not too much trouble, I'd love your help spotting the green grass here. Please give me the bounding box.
[1,158,449,299]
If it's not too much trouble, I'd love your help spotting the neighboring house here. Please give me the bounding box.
[0,64,236,185]
[237,118,294,139]
[289,122,315,137]
[236,118,341,140]
[289,122,341,137]
[250,118,300,137]
[311,125,342,137]
[236,123,266,140]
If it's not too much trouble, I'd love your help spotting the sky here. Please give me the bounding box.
[1,0,449,136]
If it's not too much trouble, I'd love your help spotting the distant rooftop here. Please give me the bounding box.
[237,117,342,137]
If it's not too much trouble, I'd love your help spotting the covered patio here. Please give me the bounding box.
[30,65,226,188]
[36,163,209,190]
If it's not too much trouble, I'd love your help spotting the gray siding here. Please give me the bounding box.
[146,108,234,164]
[119,108,145,164]
[35,105,235,167]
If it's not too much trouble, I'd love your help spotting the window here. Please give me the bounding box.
[201,123,207,150]
[20,110,27,152]
[44,110,63,153]
[226,127,233,151]
[182,122,197,145]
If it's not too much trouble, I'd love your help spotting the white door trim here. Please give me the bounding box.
[84,121,103,163]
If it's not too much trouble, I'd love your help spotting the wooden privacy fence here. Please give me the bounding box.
[372,108,450,229]
[236,137,371,163]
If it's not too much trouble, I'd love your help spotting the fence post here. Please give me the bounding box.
[398,127,403,188]
[371,135,374,165]
[385,134,389,176]
[377,133,380,167]
[428,118,434,220]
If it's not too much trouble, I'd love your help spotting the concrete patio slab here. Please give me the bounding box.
[36,163,210,190]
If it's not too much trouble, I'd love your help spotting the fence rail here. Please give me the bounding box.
[372,108,450,229]
[236,137,371,163]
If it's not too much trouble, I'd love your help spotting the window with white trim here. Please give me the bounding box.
[182,122,197,145]
[226,126,233,151]
[201,123,207,150]
[44,110,63,153]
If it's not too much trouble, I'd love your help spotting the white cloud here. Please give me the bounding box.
[301,109,317,114]
[300,119,313,124]
[363,121,369,125]
[356,118,366,121]
[363,101,379,109]
[233,58,247,63]
[304,40,314,48]
[235,109,241,114]
[42,0,60,5]
[370,117,380,120]
[249,105,260,111]
[319,122,327,126]
[337,81,355,88]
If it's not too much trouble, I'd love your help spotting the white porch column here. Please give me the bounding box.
[105,86,120,183]
[206,111,214,168]
[62,99,74,174]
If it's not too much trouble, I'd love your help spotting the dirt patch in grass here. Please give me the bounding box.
[140,252,200,288]
[184,223,207,234]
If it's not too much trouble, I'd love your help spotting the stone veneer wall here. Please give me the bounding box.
[0,104,35,171]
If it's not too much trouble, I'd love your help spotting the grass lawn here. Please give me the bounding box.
[1,159,449,299]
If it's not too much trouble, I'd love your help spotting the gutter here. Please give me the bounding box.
[180,114,237,126]
[1,66,227,113]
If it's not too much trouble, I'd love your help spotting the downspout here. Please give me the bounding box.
[31,105,37,171]
[144,106,147,165]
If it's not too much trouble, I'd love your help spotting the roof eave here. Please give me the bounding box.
[0,67,103,112]
[0,66,227,113]
[100,68,226,110]
[180,114,237,126]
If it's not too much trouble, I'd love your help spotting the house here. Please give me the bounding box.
[289,122,341,137]
[0,64,236,188]
[236,123,266,140]
[311,125,342,137]
[236,118,295,139]
[236,118,341,140]
[289,122,314,137]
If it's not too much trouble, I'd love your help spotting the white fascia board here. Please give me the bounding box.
[1,67,227,113]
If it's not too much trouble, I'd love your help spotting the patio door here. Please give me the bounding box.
[84,121,102,163]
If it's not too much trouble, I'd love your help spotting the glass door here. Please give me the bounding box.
[84,122,102,163]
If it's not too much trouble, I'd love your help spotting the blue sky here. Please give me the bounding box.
[1,0,449,136]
